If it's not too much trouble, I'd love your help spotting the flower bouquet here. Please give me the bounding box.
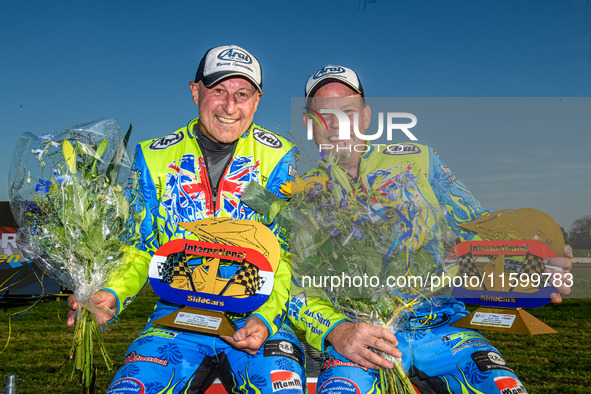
[242,152,456,393]
[8,118,144,392]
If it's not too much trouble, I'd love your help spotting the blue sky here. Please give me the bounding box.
[1,0,590,229]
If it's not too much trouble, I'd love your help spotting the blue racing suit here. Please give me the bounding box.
[289,143,528,394]
[104,118,306,394]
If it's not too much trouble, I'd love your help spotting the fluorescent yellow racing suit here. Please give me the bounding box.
[289,143,528,394]
[103,118,306,394]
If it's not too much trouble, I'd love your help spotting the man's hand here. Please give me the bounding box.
[326,321,402,370]
[221,315,269,355]
[67,290,118,327]
[546,244,574,304]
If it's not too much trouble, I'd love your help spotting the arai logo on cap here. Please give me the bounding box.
[218,48,252,64]
[313,65,346,79]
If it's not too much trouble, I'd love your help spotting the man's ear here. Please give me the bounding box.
[189,81,200,106]
[363,105,371,130]
[252,91,263,112]
[302,113,311,128]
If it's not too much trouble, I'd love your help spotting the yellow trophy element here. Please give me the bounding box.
[460,208,564,256]
[161,218,280,298]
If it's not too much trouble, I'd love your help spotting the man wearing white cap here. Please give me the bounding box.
[289,65,573,393]
[68,45,306,393]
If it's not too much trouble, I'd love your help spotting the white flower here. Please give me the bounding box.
[39,133,54,142]
[52,169,72,184]
[31,148,46,160]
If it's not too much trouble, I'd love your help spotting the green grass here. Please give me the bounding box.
[465,299,591,394]
[0,286,158,394]
[569,263,591,298]
[573,249,591,258]
[1,288,589,393]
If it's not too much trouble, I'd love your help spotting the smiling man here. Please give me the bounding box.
[289,65,573,394]
[67,45,305,393]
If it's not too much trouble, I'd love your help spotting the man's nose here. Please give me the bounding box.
[326,113,339,129]
[223,94,237,114]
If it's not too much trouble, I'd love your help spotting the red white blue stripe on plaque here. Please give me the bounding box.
[149,239,275,314]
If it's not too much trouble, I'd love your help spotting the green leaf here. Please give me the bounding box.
[95,138,109,160]
[62,140,77,174]
[266,199,289,225]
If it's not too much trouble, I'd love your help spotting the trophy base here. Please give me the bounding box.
[152,306,236,336]
[451,307,557,334]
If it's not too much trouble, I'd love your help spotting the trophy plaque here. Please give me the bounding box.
[148,218,280,336]
[450,208,564,334]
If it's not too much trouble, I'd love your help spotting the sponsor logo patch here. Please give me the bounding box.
[318,377,360,394]
[287,297,305,321]
[471,351,514,373]
[438,164,457,182]
[108,378,145,394]
[253,129,283,149]
[264,340,303,364]
[122,351,169,367]
[136,326,178,340]
[320,356,368,374]
[382,143,421,156]
[149,131,185,150]
[494,376,528,394]
[442,331,490,355]
[270,370,303,392]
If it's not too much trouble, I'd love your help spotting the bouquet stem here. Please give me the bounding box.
[380,358,416,393]
[67,307,113,393]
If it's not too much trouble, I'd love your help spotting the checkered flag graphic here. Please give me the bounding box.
[518,252,545,289]
[219,261,260,296]
[458,253,486,290]
[160,252,196,291]
[233,262,260,295]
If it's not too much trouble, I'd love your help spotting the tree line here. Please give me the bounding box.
[562,215,591,250]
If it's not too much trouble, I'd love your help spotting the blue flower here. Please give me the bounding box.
[26,202,42,215]
[329,226,339,237]
[38,133,54,142]
[352,224,363,240]
[307,182,324,198]
[320,197,336,210]
[35,179,52,193]
[31,148,45,160]
[339,197,348,207]
[52,169,72,184]
[320,151,328,161]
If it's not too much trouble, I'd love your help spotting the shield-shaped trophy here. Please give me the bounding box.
[148,218,280,336]
[450,208,565,334]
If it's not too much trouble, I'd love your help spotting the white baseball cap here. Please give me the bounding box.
[194,45,262,92]
[305,65,364,99]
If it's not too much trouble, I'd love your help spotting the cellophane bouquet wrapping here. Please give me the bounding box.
[241,152,457,393]
[8,118,144,391]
